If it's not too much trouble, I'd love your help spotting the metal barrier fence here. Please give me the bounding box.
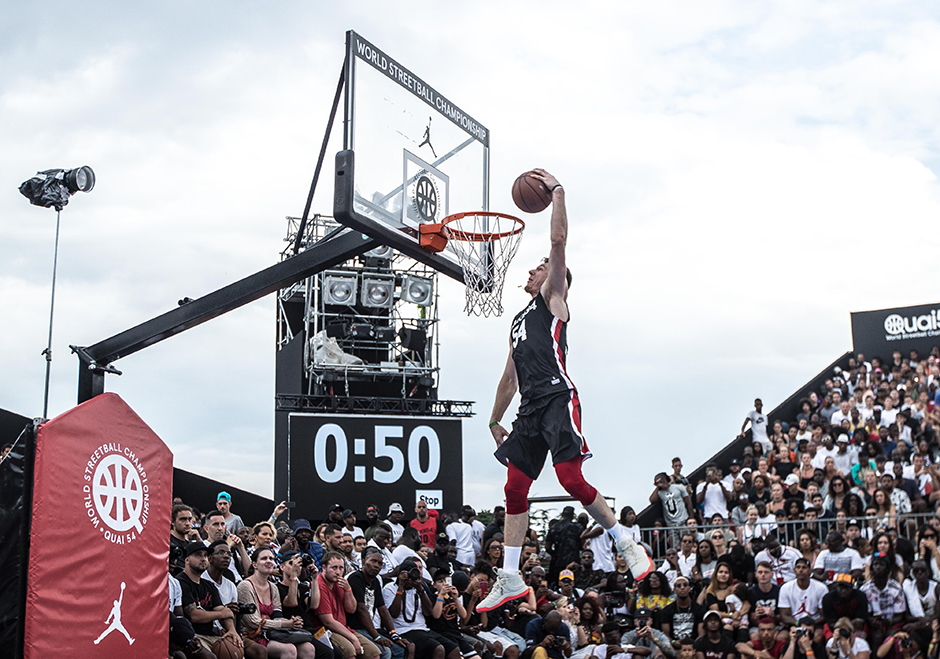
[637,512,940,562]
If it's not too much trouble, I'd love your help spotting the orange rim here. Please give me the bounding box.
[439,211,525,242]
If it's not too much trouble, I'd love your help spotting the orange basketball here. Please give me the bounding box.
[511,172,552,214]
[212,636,244,659]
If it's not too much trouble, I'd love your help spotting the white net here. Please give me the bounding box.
[441,212,525,317]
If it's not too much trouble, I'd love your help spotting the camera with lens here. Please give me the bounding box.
[301,554,314,567]
[237,602,257,615]
[407,567,422,582]
[796,629,806,638]
[901,638,912,648]
[838,629,850,639]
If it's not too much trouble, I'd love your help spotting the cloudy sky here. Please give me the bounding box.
[3,2,940,520]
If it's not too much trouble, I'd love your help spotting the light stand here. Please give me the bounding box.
[41,210,62,418]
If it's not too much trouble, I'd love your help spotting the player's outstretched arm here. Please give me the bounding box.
[489,350,518,446]
[529,168,567,303]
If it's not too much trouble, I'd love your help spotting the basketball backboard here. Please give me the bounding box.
[334,31,490,282]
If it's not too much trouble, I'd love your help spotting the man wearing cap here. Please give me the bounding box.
[722,460,744,490]
[427,533,460,577]
[693,610,736,659]
[411,500,440,549]
[215,491,245,534]
[295,518,326,570]
[387,504,406,543]
[783,473,803,499]
[554,570,583,602]
[778,559,828,627]
[622,608,674,658]
[821,574,868,629]
[177,541,244,655]
[523,609,572,659]
[754,533,802,586]
[661,576,704,645]
[343,510,365,540]
[831,437,856,477]
[736,617,786,659]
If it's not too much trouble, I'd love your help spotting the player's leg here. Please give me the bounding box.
[477,461,531,611]
[554,458,654,580]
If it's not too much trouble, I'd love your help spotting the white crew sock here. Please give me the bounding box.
[503,546,522,574]
[606,523,631,544]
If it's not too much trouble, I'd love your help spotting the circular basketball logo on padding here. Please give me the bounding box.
[84,444,151,544]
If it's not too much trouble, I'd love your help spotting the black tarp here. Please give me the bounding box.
[0,418,34,659]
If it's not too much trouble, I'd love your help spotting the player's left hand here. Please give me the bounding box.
[529,168,560,193]
[490,422,509,446]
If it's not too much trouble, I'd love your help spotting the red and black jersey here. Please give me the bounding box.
[510,293,576,403]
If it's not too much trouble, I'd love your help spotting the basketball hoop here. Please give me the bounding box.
[419,211,525,317]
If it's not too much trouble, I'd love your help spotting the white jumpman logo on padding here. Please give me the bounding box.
[93,582,135,646]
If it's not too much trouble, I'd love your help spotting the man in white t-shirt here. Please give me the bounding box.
[881,398,899,427]
[469,510,486,559]
[696,468,732,521]
[830,401,852,429]
[341,509,365,540]
[812,436,839,471]
[753,533,802,586]
[740,399,771,454]
[812,531,864,584]
[778,558,828,625]
[386,503,406,543]
[831,437,857,477]
[446,506,477,566]
[203,540,239,606]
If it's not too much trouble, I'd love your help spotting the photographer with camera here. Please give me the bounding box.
[277,550,335,659]
[825,618,870,659]
[781,618,826,659]
[523,610,572,659]
[875,630,929,659]
[591,620,651,659]
[384,558,461,659]
[621,608,675,659]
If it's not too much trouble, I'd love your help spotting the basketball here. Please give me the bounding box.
[211,636,244,659]
[511,172,552,214]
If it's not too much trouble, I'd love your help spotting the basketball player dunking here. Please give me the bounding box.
[478,168,654,611]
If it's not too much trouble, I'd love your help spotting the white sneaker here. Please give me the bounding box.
[477,568,528,612]
[615,535,654,580]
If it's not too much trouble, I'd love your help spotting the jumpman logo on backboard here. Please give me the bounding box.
[94,582,135,646]
[418,116,437,158]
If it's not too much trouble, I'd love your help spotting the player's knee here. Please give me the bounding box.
[504,479,529,515]
[554,459,597,505]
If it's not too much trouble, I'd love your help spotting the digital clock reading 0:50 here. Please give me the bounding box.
[313,423,441,484]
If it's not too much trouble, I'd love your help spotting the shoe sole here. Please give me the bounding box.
[476,585,529,612]
[630,555,655,581]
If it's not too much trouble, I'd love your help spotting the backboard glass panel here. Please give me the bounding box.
[344,30,490,270]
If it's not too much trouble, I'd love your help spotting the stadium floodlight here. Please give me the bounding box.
[364,245,393,259]
[361,274,394,308]
[322,271,358,305]
[400,275,433,306]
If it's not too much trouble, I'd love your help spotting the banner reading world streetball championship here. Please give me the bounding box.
[851,302,940,362]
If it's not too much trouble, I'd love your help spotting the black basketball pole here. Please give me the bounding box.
[41,210,61,419]
[294,58,347,256]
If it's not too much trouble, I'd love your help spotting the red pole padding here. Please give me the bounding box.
[24,392,173,657]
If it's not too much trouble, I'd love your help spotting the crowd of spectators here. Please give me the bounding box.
[162,348,940,659]
[635,349,940,659]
